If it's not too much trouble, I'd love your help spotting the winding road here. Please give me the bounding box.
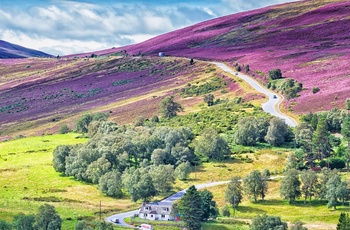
[105,61,298,227]
[212,62,298,127]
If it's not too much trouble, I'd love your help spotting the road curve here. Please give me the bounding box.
[212,62,298,127]
[105,181,231,228]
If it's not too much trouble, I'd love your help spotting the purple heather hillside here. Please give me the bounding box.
[0,40,52,58]
[88,0,349,114]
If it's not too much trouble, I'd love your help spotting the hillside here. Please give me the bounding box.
[86,0,350,114]
[0,56,249,138]
[0,40,52,58]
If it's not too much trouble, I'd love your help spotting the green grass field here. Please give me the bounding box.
[0,133,140,229]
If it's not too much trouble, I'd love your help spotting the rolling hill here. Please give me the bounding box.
[0,40,52,58]
[86,0,350,114]
[1,0,349,138]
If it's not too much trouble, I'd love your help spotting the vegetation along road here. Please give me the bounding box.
[212,62,298,127]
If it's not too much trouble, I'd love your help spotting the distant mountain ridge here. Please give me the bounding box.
[88,0,349,114]
[0,40,52,58]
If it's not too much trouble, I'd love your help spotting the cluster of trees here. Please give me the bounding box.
[53,119,231,199]
[0,204,62,230]
[223,169,270,215]
[234,116,293,146]
[293,109,350,170]
[250,214,308,230]
[172,186,217,230]
[280,168,348,209]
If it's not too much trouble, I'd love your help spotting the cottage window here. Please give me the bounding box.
[161,214,165,218]
[151,215,153,218]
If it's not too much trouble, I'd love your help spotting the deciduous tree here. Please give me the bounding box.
[250,213,287,230]
[225,177,243,214]
[265,117,290,146]
[300,170,318,203]
[280,169,301,204]
[36,204,62,230]
[243,170,268,202]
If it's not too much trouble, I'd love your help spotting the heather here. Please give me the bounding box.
[0,56,241,138]
[89,0,350,114]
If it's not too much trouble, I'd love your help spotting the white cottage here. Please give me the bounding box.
[138,202,174,221]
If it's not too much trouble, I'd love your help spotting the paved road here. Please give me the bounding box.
[105,181,231,228]
[212,62,298,127]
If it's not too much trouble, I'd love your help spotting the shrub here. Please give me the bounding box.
[59,124,69,134]
[268,69,283,80]
[346,98,350,110]
[312,87,320,94]
[220,205,230,217]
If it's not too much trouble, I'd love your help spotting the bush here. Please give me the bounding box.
[59,124,69,134]
[268,69,283,80]
[312,87,320,94]
[346,98,350,110]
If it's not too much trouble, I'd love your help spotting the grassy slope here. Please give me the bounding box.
[0,134,140,229]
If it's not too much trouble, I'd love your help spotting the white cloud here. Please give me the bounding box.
[0,0,296,55]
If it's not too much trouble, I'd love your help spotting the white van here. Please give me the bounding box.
[137,224,153,230]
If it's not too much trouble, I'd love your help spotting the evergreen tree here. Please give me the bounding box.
[199,190,217,219]
[179,185,204,230]
[341,115,350,171]
[203,94,215,106]
[159,96,183,119]
[337,212,350,230]
[312,117,331,160]
[280,169,301,204]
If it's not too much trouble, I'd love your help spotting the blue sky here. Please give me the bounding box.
[0,0,296,55]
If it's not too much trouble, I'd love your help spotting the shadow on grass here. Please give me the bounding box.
[236,205,265,214]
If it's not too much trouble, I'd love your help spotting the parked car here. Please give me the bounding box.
[273,95,277,99]
[136,224,153,230]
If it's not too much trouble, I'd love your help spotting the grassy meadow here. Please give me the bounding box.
[0,134,140,229]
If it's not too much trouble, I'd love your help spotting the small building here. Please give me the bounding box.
[158,52,165,57]
[138,202,174,221]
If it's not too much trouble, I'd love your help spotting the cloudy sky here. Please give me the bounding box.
[0,0,295,55]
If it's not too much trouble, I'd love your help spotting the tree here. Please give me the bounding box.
[98,170,123,198]
[346,99,350,110]
[190,58,194,65]
[337,213,350,230]
[268,69,283,80]
[199,190,218,220]
[0,220,11,230]
[337,181,348,206]
[312,117,331,160]
[280,169,301,204]
[265,117,290,146]
[326,174,342,210]
[194,129,231,161]
[179,185,204,230]
[225,177,243,214]
[175,161,191,180]
[149,164,175,193]
[245,65,250,73]
[13,213,35,230]
[317,168,338,200]
[94,221,113,230]
[290,221,308,230]
[234,117,259,146]
[36,204,62,230]
[136,173,157,201]
[74,220,92,230]
[300,170,318,203]
[58,124,69,134]
[76,114,93,133]
[220,205,230,217]
[203,94,215,106]
[250,214,287,230]
[53,145,72,173]
[243,170,268,202]
[159,96,183,119]
[341,115,350,171]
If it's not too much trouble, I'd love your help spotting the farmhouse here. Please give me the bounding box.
[138,202,174,221]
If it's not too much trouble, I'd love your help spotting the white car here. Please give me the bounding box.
[136,224,153,230]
